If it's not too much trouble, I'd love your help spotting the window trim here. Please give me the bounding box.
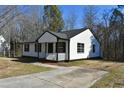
[24,43,29,52]
[56,42,66,53]
[38,43,42,52]
[77,43,84,53]
[92,44,95,53]
[35,43,42,52]
[35,43,38,52]
[48,43,53,53]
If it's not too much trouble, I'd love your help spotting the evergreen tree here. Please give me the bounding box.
[43,5,64,32]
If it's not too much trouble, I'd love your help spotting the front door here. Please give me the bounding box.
[45,43,56,60]
[47,43,53,53]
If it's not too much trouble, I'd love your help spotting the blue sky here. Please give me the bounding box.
[19,5,117,29]
[0,5,118,29]
[59,5,117,28]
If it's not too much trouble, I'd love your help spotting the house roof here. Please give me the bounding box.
[60,28,88,38]
[22,28,88,43]
[46,28,88,39]
[48,31,68,39]
[41,28,88,40]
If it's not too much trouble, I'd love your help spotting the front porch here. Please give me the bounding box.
[37,40,69,61]
[35,31,69,61]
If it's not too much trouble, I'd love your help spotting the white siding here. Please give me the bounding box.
[0,36,6,52]
[23,43,38,57]
[0,42,3,52]
[46,53,66,61]
[69,29,100,60]
[38,32,57,43]
[46,53,56,61]
[39,43,46,58]
[58,53,66,61]
[22,29,101,61]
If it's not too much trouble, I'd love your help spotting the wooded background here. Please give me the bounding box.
[0,5,124,61]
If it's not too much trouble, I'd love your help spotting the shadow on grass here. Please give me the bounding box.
[11,56,58,63]
[11,57,39,63]
[39,59,58,64]
[11,56,123,65]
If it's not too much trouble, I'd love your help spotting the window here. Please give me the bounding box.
[38,43,42,52]
[35,43,38,52]
[48,43,53,53]
[24,43,29,52]
[77,43,84,53]
[56,42,66,53]
[93,44,95,53]
[35,43,42,52]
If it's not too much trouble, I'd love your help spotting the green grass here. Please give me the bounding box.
[0,58,53,79]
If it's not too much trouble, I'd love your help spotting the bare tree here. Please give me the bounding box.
[0,6,44,57]
[64,10,77,30]
[96,8,124,61]
[102,10,111,59]
[83,6,98,30]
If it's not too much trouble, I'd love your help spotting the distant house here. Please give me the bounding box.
[22,28,101,61]
[0,35,9,56]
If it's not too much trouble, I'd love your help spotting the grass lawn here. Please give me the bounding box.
[0,57,53,79]
[49,60,124,88]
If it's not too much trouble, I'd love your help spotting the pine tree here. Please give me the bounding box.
[43,5,64,32]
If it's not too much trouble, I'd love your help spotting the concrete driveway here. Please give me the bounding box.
[0,63,107,88]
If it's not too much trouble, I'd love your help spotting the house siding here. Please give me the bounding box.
[38,43,45,58]
[38,32,57,43]
[0,36,6,53]
[23,43,38,57]
[22,29,101,61]
[69,29,100,60]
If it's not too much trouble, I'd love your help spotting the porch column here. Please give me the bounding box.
[37,42,39,59]
[56,38,58,61]
[45,43,47,59]
[67,40,70,62]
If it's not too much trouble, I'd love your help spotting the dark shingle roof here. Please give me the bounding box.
[49,31,68,39]
[22,28,88,43]
[60,28,88,38]
[48,28,88,39]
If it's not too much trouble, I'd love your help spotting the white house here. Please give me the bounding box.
[0,35,9,55]
[0,35,5,53]
[22,28,101,61]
